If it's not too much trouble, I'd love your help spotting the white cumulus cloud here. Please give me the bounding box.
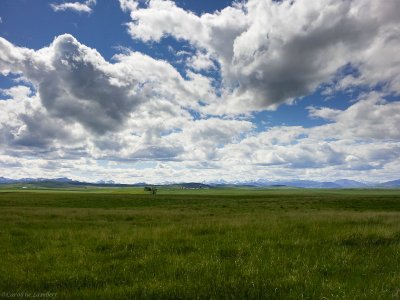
[1,1,400,183]
[121,0,400,112]
[50,0,96,13]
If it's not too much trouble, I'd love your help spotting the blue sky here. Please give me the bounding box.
[0,0,399,183]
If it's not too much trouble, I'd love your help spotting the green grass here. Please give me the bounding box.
[0,188,400,299]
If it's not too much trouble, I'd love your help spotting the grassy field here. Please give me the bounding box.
[0,188,400,299]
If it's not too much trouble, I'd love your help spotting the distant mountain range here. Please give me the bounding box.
[0,177,139,187]
[0,177,399,188]
[227,178,398,188]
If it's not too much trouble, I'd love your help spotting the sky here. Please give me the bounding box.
[0,0,399,184]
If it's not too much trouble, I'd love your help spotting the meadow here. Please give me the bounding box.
[0,187,400,299]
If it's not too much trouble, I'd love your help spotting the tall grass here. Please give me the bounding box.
[0,189,399,299]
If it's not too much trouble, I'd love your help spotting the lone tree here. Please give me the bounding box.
[144,186,157,195]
